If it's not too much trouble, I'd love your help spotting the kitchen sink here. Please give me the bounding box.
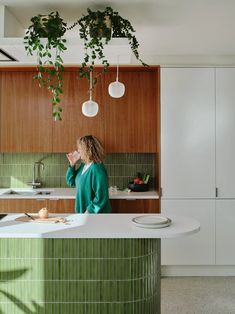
[36,191,51,195]
[0,189,53,196]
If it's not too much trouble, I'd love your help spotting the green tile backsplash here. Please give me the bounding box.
[0,153,155,189]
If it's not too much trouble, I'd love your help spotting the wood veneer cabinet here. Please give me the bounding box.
[52,71,105,152]
[0,199,47,213]
[52,67,160,153]
[0,198,158,214]
[46,199,75,213]
[0,71,53,152]
[110,199,159,213]
[0,199,75,213]
[104,68,160,152]
[0,67,159,153]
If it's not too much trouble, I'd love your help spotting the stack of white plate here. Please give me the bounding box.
[132,215,172,229]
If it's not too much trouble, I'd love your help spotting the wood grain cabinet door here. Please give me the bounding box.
[46,199,75,213]
[52,71,105,152]
[104,69,159,152]
[110,199,159,213]
[0,199,47,213]
[0,71,53,152]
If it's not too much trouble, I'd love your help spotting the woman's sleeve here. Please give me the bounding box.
[66,166,78,187]
[87,167,109,214]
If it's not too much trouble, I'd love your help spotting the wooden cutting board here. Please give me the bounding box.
[15,215,66,223]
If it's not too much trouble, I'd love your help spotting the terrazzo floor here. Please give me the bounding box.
[161,277,235,314]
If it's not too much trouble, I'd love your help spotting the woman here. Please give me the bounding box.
[66,135,112,214]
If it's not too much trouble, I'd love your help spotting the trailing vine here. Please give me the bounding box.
[24,12,67,120]
[68,7,148,88]
[24,7,148,119]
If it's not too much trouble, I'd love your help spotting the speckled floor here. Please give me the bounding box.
[161,277,235,314]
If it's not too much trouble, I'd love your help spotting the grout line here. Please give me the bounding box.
[0,274,158,282]
[0,293,159,304]
[0,251,158,260]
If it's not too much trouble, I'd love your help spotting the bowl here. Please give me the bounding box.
[128,182,149,192]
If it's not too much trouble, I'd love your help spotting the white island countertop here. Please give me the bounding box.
[0,214,200,239]
[0,188,159,200]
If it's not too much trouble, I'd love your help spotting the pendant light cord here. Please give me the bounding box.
[116,55,119,82]
[89,71,92,100]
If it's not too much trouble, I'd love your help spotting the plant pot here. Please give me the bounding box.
[89,15,112,39]
[38,13,66,38]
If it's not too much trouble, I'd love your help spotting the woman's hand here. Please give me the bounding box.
[66,151,81,167]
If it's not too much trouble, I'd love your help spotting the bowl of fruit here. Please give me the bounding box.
[128,174,150,192]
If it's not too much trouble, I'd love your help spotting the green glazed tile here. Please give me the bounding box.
[0,238,160,314]
[60,154,68,165]
[1,165,11,176]
[0,153,155,190]
[60,164,69,176]
[60,176,67,188]
[44,153,61,165]
[103,154,113,164]
[43,177,60,187]
[43,165,61,177]
[125,164,136,177]
[126,153,137,164]
[20,165,32,177]
[0,165,3,177]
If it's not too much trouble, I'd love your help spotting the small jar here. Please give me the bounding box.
[38,207,49,219]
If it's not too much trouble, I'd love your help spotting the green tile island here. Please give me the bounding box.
[0,214,199,314]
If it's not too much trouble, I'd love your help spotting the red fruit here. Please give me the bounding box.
[134,178,140,184]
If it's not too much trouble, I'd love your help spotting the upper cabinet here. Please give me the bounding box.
[161,67,235,200]
[0,67,159,153]
[0,71,53,152]
[216,68,235,198]
[104,68,159,153]
[161,68,216,198]
[52,71,105,152]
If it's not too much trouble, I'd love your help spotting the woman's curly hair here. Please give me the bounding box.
[77,135,105,163]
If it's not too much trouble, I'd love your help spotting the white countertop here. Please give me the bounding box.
[0,214,200,238]
[0,188,159,200]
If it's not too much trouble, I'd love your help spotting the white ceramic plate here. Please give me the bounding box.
[132,215,172,229]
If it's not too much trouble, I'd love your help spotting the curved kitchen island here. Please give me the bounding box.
[0,214,199,314]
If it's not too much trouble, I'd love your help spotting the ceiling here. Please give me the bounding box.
[1,0,235,65]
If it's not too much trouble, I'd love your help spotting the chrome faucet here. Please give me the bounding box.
[28,161,44,189]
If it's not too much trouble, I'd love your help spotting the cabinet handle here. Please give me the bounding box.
[215,187,218,198]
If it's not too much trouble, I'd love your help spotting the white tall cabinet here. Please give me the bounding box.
[215,68,235,266]
[161,68,216,266]
[161,67,235,270]
[161,68,215,198]
[216,68,235,198]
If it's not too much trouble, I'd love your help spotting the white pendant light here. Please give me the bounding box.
[108,56,125,98]
[82,71,99,117]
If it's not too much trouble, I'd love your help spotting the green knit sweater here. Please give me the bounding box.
[66,162,112,214]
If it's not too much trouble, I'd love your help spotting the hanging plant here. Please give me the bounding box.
[24,11,67,120]
[68,7,148,87]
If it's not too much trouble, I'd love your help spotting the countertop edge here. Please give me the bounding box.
[0,214,200,239]
[0,188,159,200]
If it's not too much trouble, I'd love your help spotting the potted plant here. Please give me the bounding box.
[69,7,148,87]
[24,11,67,120]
